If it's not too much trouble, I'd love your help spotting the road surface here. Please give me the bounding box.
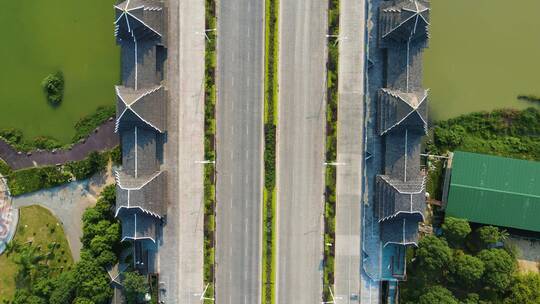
[159,0,205,303]
[276,1,328,303]
[215,0,265,303]
[334,0,366,302]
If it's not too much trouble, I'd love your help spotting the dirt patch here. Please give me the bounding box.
[507,236,540,273]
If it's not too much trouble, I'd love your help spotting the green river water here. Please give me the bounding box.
[0,0,119,143]
[424,0,540,121]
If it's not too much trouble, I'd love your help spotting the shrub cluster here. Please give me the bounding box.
[6,149,111,196]
[6,185,121,304]
[41,71,65,106]
[401,217,540,304]
[203,0,217,302]
[262,0,279,302]
[322,0,340,301]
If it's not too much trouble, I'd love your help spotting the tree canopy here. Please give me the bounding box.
[416,235,452,278]
[401,218,537,304]
[418,286,459,304]
[442,217,471,247]
[123,271,149,304]
[477,248,516,290]
[449,250,484,286]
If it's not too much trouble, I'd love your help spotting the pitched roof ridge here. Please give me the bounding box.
[115,169,163,190]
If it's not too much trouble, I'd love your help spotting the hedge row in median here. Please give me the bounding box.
[203,0,217,302]
[262,0,279,303]
[323,0,340,302]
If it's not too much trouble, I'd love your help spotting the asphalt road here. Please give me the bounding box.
[334,0,366,302]
[215,0,265,303]
[159,0,205,303]
[276,1,328,303]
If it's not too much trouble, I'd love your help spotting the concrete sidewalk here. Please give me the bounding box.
[334,0,366,302]
[158,0,206,303]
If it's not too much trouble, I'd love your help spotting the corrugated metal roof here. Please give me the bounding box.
[446,151,540,232]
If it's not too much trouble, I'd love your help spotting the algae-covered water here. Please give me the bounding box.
[0,0,119,143]
[424,0,540,121]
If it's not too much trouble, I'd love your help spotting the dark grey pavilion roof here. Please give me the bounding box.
[379,0,430,44]
[381,214,421,247]
[378,88,428,135]
[117,208,158,243]
[116,85,166,133]
[376,175,425,222]
[114,0,164,41]
[375,0,430,250]
[119,126,160,177]
[116,170,166,218]
[383,128,424,180]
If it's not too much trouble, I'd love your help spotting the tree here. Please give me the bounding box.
[416,235,452,279]
[442,217,471,247]
[503,273,540,304]
[477,249,516,290]
[418,286,458,304]
[476,226,508,248]
[448,250,484,286]
[73,298,95,304]
[41,71,64,106]
[12,245,46,284]
[123,271,149,304]
[49,271,77,304]
[74,258,113,304]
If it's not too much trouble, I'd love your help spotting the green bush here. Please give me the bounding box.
[7,150,111,196]
[66,151,107,180]
[0,158,12,176]
[8,167,69,196]
[41,71,64,106]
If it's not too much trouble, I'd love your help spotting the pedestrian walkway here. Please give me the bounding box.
[0,120,118,170]
[334,0,366,302]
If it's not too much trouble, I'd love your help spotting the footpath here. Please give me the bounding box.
[0,120,118,170]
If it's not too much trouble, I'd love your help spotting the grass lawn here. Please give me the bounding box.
[0,0,119,143]
[0,205,73,302]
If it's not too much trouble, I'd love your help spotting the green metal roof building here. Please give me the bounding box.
[446,151,540,233]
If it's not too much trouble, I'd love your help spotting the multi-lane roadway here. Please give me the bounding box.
[276,1,328,303]
[215,0,265,303]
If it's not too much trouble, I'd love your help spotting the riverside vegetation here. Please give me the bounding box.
[0,105,115,152]
[428,108,540,161]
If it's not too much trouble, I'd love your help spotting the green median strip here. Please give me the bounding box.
[323,0,339,302]
[262,0,279,303]
[203,0,217,302]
